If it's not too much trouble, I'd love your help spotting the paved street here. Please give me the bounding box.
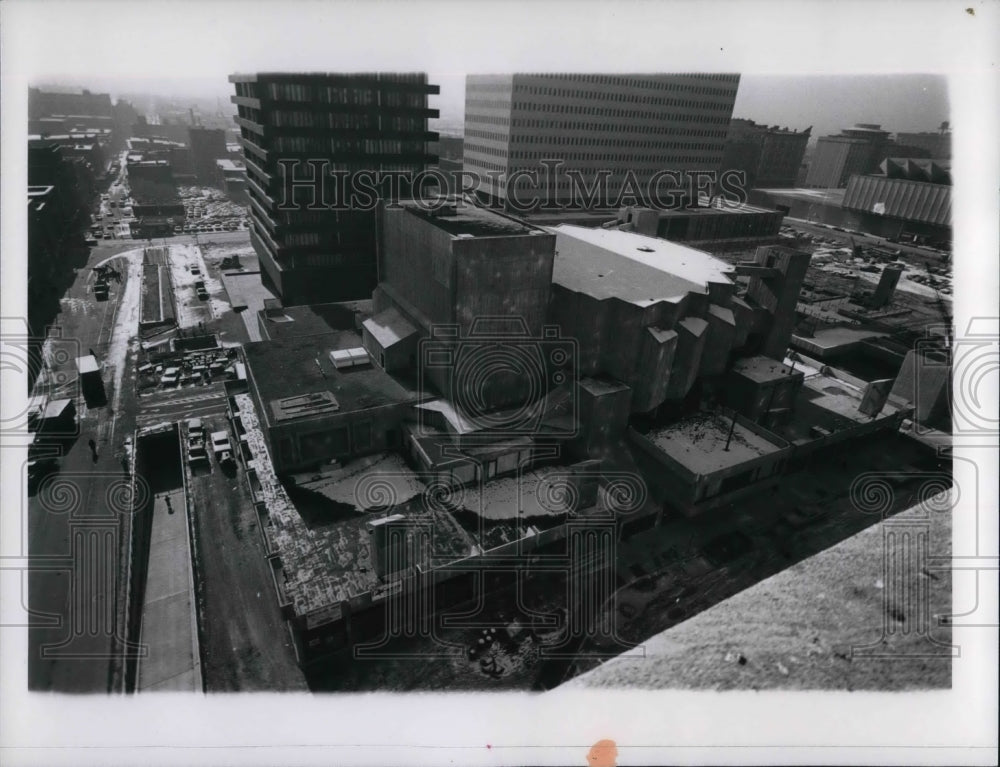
[28,240,143,692]
[136,384,228,428]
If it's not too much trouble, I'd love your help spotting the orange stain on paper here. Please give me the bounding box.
[587,739,618,767]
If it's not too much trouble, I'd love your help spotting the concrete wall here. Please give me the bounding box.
[890,348,951,429]
[664,317,708,400]
[550,283,746,413]
[452,232,556,337]
[632,327,678,413]
[569,379,633,458]
[727,369,805,421]
[379,207,457,327]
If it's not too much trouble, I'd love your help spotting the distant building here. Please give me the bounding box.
[721,119,811,188]
[805,124,893,188]
[214,158,248,203]
[29,88,113,122]
[804,124,944,189]
[841,158,952,243]
[127,157,183,218]
[229,72,440,305]
[895,130,951,160]
[612,199,784,250]
[188,127,228,185]
[463,73,740,209]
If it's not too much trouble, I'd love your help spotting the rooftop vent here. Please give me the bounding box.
[329,347,371,370]
[636,246,655,253]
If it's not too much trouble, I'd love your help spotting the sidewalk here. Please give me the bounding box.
[136,487,202,691]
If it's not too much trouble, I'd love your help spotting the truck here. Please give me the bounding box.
[210,430,235,468]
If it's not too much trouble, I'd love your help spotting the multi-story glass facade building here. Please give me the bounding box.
[229,73,439,305]
[463,73,740,209]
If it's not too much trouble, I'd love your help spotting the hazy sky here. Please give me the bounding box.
[27,71,949,142]
[6,1,969,143]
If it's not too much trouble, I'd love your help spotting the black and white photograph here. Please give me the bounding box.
[1,1,997,765]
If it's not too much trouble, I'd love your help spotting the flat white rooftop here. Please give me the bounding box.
[551,225,735,306]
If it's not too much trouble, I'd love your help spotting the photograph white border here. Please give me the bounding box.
[1,2,997,765]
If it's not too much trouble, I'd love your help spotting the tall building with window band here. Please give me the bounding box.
[229,73,439,305]
[463,74,740,209]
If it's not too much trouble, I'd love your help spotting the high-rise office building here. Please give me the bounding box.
[462,73,740,209]
[229,72,439,305]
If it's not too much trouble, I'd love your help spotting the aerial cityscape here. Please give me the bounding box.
[13,67,968,700]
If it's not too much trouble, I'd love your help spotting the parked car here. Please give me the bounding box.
[186,418,208,464]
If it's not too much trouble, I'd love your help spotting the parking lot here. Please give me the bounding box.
[175,185,248,237]
[89,165,249,243]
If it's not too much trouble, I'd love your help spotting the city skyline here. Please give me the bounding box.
[31,72,950,143]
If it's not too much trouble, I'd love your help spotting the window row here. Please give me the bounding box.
[510,146,724,160]
[507,161,722,177]
[465,113,510,127]
[272,136,427,154]
[517,78,737,99]
[517,73,739,90]
[514,101,732,117]
[515,126,726,139]
[263,82,427,108]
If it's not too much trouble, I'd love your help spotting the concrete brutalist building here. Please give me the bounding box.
[236,202,915,663]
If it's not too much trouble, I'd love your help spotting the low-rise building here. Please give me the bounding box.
[630,410,792,515]
[214,158,248,203]
[242,330,426,475]
[613,199,785,250]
